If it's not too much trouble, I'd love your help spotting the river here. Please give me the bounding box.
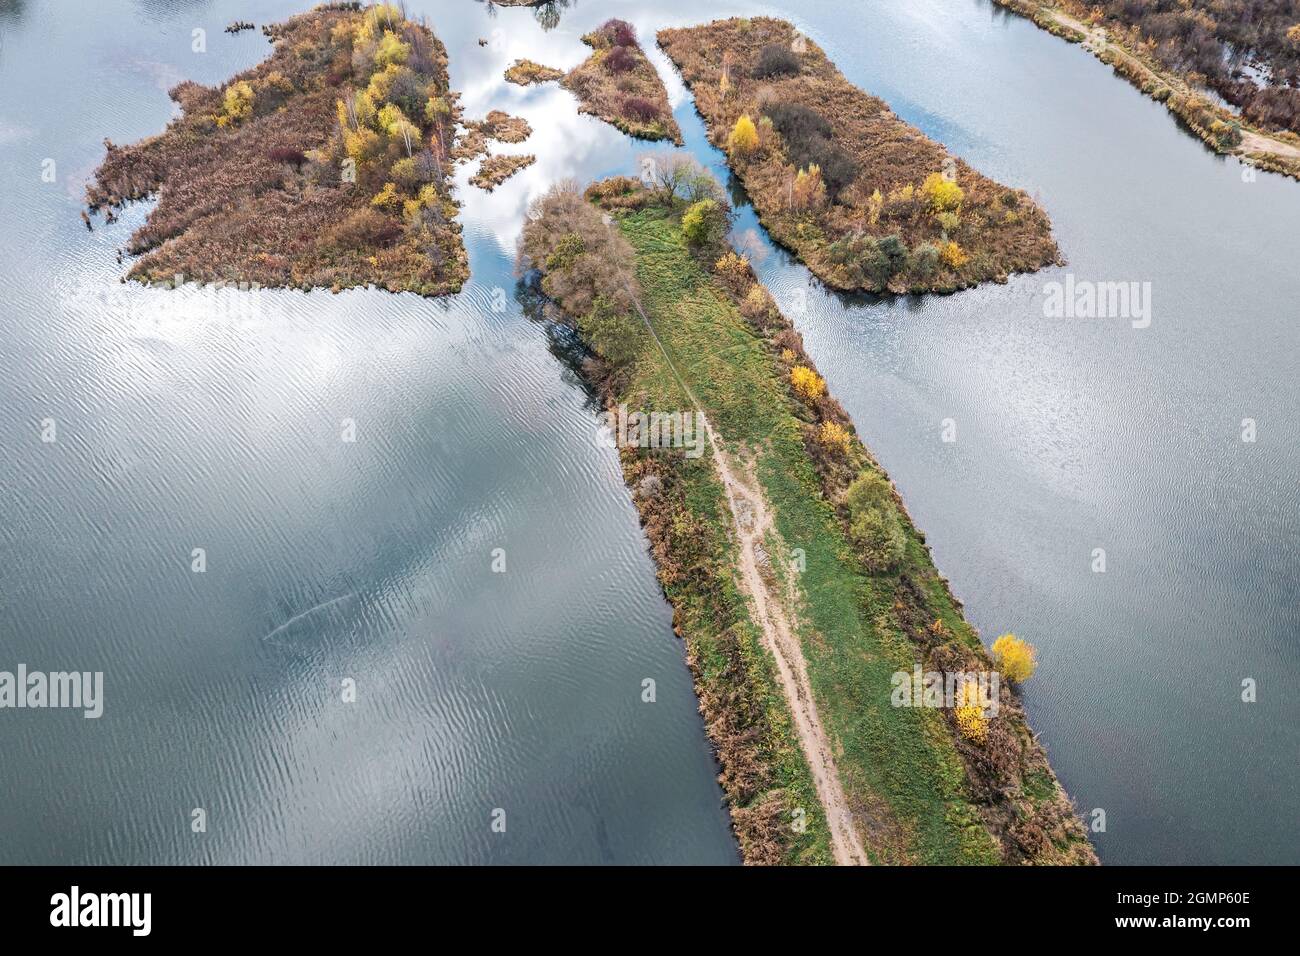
[0,0,1295,865]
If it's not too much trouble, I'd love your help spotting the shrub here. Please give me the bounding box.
[370,181,401,209]
[790,365,825,402]
[991,634,1036,683]
[849,505,905,572]
[219,80,255,125]
[762,102,855,199]
[909,242,940,280]
[740,284,772,324]
[584,176,651,211]
[545,232,586,271]
[728,114,759,155]
[579,294,646,368]
[374,30,411,69]
[844,470,891,515]
[604,18,636,47]
[817,420,851,454]
[390,155,426,188]
[681,198,728,249]
[605,45,636,74]
[620,96,659,122]
[762,102,830,140]
[268,146,306,166]
[939,240,968,269]
[791,164,826,209]
[753,43,801,78]
[713,251,751,292]
[921,172,964,212]
[954,680,988,743]
[843,470,905,573]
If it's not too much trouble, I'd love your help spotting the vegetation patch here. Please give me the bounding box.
[470,153,536,190]
[657,17,1062,293]
[521,170,1098,864]
[504,58,564,86]
[561,19,683,144]
[454,109,532,167]
[87,2,469,295]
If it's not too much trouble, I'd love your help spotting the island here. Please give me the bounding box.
[657,17,1062,294]
[505,19,682,144]
[87,2,469,295]
[519,167,1098,864]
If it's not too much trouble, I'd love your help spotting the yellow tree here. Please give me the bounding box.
[992,633,1036,683]
[728,114,758,155]
[790,365,825,402]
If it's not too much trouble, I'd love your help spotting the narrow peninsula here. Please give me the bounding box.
[520,168,1097,865]
[657,17,1062,294]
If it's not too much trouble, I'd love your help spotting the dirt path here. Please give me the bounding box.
[1041,6,1300,164]
[626,291,870,866]
[705,435,871,866]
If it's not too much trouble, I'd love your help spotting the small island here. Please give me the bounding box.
[563,19,682,144]
[456,109,535,190]
[471,153,536,190]
[88,3,469,295]
[504,20,681,144]
[504,58,564,85]
[657,17,1062,294]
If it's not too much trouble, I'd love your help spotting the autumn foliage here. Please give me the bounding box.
[87,3,468,295]
[992,633,1037,683]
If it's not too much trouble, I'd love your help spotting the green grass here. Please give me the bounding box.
[618,207,1002,864]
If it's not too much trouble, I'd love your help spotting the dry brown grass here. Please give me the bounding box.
[87,3,469,296]
[657,17,1062,293]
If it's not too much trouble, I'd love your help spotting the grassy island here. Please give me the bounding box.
[994,0,1300,180]
[87,3,469,295]
[657,17,1062,294]
[520,170,1097,864]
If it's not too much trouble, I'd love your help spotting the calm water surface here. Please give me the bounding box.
[0,0,1295,864]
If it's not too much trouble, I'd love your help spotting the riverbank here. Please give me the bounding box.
[657,17,1062,294]
[522,177,1097,864]
[87,3,469,294]
[993,0,1300,181]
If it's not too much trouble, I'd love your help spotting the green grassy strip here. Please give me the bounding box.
[619,207,1001,864]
